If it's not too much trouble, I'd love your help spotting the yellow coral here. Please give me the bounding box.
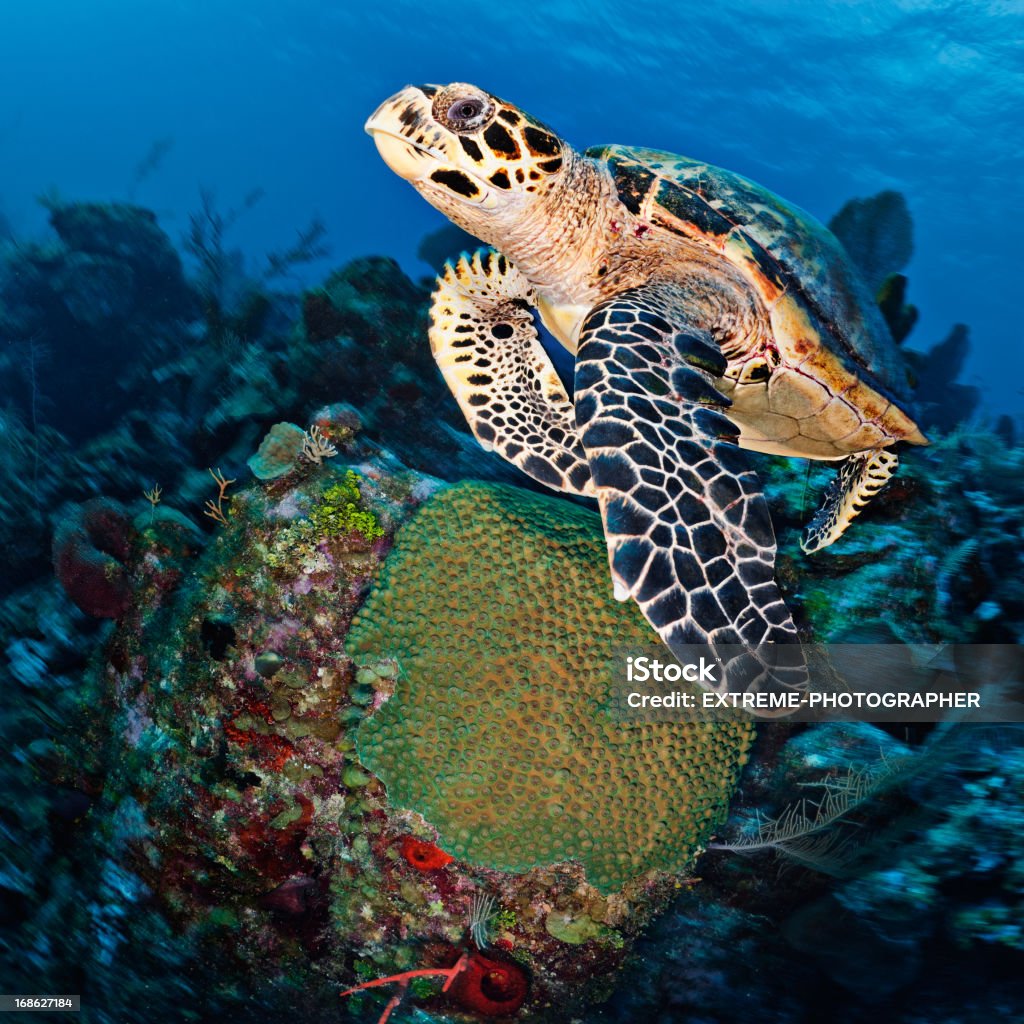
[348,482,754,894]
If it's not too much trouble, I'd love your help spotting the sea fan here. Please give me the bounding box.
[709,755,910,872]
[710,725,1017,875]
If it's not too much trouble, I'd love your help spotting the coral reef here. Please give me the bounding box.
[46,200,194,320]
[760,428,1024,643]
[15,453,716,1022]
[0,406,66,594]
[875,272,918,345]
[416,223,481,272]
[827,188,980,431]
[903,323,981,433]
[350,482,755,893]
[0,206,524,599]
[0,199,195,437]
[609,723,1024,1022]
[293,257,525,483]
[0,185,1020,1024]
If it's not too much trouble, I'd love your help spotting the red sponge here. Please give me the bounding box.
[53,499,136,618]
[451,953,529,1016]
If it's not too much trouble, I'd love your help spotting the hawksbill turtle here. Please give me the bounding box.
[365,82,927,701]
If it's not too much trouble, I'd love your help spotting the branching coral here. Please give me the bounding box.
[202,467,235,526]
[300,424,338,464]
[760,427,1024,644]
[340,949,529,1022]
[340,951,471,1024]
[708,724,1015,878]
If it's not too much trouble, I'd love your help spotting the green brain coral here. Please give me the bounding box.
[347,482,754,894]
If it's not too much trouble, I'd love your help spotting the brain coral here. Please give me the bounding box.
[348,482,754,894]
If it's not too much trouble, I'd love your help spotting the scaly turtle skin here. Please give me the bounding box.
[365,83,927,705]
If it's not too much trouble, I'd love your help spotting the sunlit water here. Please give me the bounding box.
[1,0,1021,415]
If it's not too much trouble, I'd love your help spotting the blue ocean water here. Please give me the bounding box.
[3,5,1024,1020]
[1,0,1021,415]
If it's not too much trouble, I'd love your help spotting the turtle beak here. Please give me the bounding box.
[365,85,442,182]
[366,84,504,212]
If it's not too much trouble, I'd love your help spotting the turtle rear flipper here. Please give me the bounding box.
[802,449,899,554]
[575,287,807,706]
[429,249,594,496]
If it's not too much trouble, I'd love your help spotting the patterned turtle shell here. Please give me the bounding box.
[589,145,910,402]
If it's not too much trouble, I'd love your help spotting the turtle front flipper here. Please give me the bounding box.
[575,287,806,704]
[802,449,899,554]
[429,249,594,496]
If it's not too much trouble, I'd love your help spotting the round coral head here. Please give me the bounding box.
[399,836,453,871]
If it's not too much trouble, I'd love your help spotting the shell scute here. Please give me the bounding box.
[766,369,832,420]
[603,150,657,216]
[591,144,911,401]
[799,398,862,441]
[723,230,788,304]
[651,177,733,239]
[769,293,824,366]
[837,422,889,452]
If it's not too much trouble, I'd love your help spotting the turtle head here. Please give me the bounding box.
[365,83,570,239]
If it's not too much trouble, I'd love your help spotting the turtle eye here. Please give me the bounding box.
[452,100,484,122]
[435,89,495,133]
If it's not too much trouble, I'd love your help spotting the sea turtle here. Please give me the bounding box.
[365,82,927,701]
